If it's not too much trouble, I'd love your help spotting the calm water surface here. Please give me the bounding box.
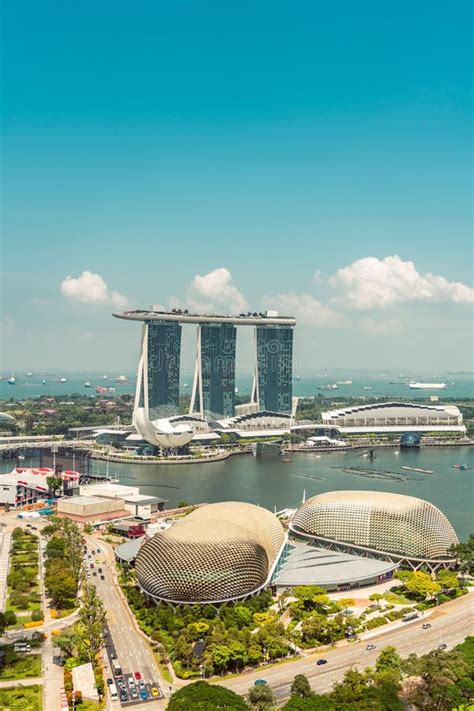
[89,446,474,540]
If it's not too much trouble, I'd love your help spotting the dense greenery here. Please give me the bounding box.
[167,681,248,710]
[0,393,134,436]
[43,517,83,609]
[450,534,474,576]
[121,580,291,678]
[0,646,42,681]
[282,638,474,711]
[0,684,43,711]
[6,529,40,623]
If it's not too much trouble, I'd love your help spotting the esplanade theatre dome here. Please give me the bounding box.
[136,502,285,604]
[290,491,458,561]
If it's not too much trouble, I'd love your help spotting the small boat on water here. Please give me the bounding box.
[401,466,434,474]
[116,375,128,382]
[107,387,116,393]
[408,381,447,390]
[42,379,46,385]
[7,376,16,385]
[337,380,352,385]
[451,464,472,471]
[84,382,92,388]
[281,457,292,464]
[59,377,67,383]
[102,375,108,380]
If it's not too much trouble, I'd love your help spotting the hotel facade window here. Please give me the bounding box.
[255,326,293,413]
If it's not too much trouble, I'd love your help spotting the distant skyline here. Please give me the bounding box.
[1,1,472,372]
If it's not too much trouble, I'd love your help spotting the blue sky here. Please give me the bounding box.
[1,0,472,372]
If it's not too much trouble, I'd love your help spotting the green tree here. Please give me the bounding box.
[290,674,312,698]
[167,681,248,710]
[449,534,474,576]
[0,612,5,635]
[76,583,107,662]
[397,571,441,601]
[248,684,274,710]
[436,569,460,594]
[283,696,334,711]
[369,593,384,609]
[375,646,402,675]
[46,476,63,496]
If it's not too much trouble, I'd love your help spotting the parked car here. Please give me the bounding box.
[119,688,127,702]
[100,575,105,580]
[140,689,149,700]
[134,671,142,680]
[127,677,136,688]
[130,687,138,699]
[106,678,113,686]
[151,686,159,697]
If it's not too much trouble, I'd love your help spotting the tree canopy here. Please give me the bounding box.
[167,681,249,710]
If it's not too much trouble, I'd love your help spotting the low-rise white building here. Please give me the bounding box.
[321,402,465,434]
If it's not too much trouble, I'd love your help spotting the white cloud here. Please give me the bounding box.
[312,270,325,284]
[329,255,474,309]
[60,271,129,309]
[263,293,342,327]
[171,267,247,314]
[359,316,403,334]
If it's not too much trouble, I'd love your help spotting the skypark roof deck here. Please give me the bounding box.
[113,309,296,326]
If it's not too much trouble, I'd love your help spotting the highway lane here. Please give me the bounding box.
[220,593,474,700]
[84,538,164,707]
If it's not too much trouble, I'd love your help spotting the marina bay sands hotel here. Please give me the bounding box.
[113,308,296,420]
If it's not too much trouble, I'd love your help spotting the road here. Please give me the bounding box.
[84,536,165,707]
[220,593,474,701]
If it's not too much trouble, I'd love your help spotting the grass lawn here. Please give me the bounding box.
[0,654,42,680]
[154,653,173,684]
[383,591,412,605]
[0,684,43,711]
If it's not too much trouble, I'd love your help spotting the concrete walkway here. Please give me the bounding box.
[0,530,12,612]
[0,677,43,688]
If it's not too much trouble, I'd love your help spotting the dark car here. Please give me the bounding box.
[317,659,328,665]
[100,575,105,580]
[438,643,447,650]
[422,623,431,629]
[98,568,102,573]
[119,688,128,701]
[254,679,267,686]
[90,563,94,569]
[366,644,376,651]
[106,678,113,686]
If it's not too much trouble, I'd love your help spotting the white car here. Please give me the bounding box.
[127,677,136,689]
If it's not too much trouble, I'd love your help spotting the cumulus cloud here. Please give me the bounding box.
[263,293,342,327]
[174,267,247,314]
[60,271,129,308]
[329,255,474,310]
